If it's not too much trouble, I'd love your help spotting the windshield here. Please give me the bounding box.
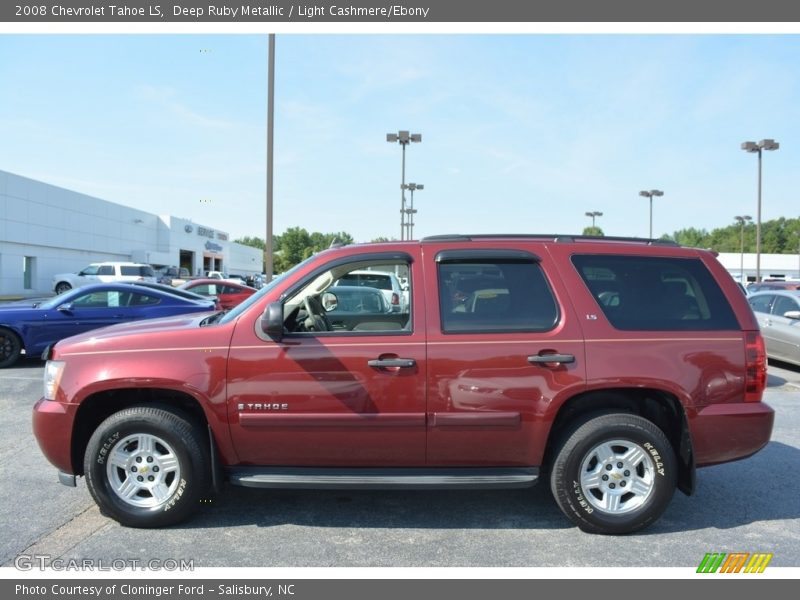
[216,258,312,326]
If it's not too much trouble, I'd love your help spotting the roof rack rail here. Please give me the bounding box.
[420,234,678,246]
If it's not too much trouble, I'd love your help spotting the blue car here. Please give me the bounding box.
[0,283,216,368]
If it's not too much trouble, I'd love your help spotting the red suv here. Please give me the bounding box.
[33,235,773,534]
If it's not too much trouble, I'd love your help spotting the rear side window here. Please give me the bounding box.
[772,295,799,316]
[121,266,155,277]
[438,259,558,333]
[572,255,739,331]
[748,295,773,314]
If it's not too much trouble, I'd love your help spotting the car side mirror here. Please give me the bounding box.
[784,310,800,320]
[260,302,284,340]
[57,303,73,313]
[322,292,338,312]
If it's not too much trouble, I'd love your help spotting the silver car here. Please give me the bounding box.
[748,290,800,367]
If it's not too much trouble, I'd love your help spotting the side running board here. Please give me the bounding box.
[226,467,539,490]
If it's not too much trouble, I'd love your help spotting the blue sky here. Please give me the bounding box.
[1,34,798,242]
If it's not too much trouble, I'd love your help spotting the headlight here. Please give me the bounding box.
[43,361,66,401]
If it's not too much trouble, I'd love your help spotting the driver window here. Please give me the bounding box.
[284,259,411,335]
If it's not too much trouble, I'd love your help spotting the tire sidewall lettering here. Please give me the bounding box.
[643,441,667,477]
[571,480,594,514]
[96,431,121,465]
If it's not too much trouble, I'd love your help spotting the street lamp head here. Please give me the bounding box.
[639,190,662,198]
[741,141,759,153]
[387,131,422,145]
[416,184,424,190]
[734,215,753,224]
[759,139,779,151]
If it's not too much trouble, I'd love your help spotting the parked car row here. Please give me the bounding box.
[0,282,217,368]
[24,262,800,373]
[52,262,263,294]
[52,262,157,294]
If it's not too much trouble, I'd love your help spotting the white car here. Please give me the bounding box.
[52,262,156,294]
[333,269,408,312]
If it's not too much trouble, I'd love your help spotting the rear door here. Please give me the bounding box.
[768,295,800,362]
[423,243,586,467]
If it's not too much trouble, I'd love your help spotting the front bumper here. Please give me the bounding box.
[32,398,77,474]
[690,401,775,467]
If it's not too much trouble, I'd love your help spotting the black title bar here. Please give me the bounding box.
[3,0,800,22]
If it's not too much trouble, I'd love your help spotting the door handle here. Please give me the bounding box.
[368,358,416,369]
[527,353,575,365]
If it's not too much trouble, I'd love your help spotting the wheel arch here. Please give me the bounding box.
[543,387,694,495]
[71,387,221,476]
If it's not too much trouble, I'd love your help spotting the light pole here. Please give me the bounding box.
[402,183,423,240]
[639,189,664,239]
[265,34,275,282]
[734,215,752,284]
[585,210,603,230]
[386,130,422,240]
[741,139,780,283]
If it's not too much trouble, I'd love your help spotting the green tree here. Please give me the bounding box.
[234,235,265,250]
[670,217,800,253]
[670,227,710,248]
[582,226,604,237]
[272,228,355,271]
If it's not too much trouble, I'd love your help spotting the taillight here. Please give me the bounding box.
[744,331,767,402]
[391,293,399,305]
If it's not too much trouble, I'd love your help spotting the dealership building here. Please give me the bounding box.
[0,169,263,296]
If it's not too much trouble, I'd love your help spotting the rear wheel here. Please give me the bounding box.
[0,328,22,368]
[55,282,72,294]
[84,406,209,528]
[550,413,677,534]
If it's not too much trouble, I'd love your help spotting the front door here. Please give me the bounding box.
[227,252,426,466]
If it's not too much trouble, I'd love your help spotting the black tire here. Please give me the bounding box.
[84,406,210,528]
[550,413,677,535]
[54,282,72,294]
[0,328,22,369]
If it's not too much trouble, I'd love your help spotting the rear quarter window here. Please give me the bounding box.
[572,255,739,331]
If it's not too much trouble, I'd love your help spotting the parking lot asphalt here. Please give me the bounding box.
[2,359,799,569]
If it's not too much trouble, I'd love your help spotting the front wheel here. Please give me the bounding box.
[54,282,72,294]
[0,328,22,368]
[84,406,210,528]
[550,413,677,535]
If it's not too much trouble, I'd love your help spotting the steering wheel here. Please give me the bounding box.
[303,295,332,332]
